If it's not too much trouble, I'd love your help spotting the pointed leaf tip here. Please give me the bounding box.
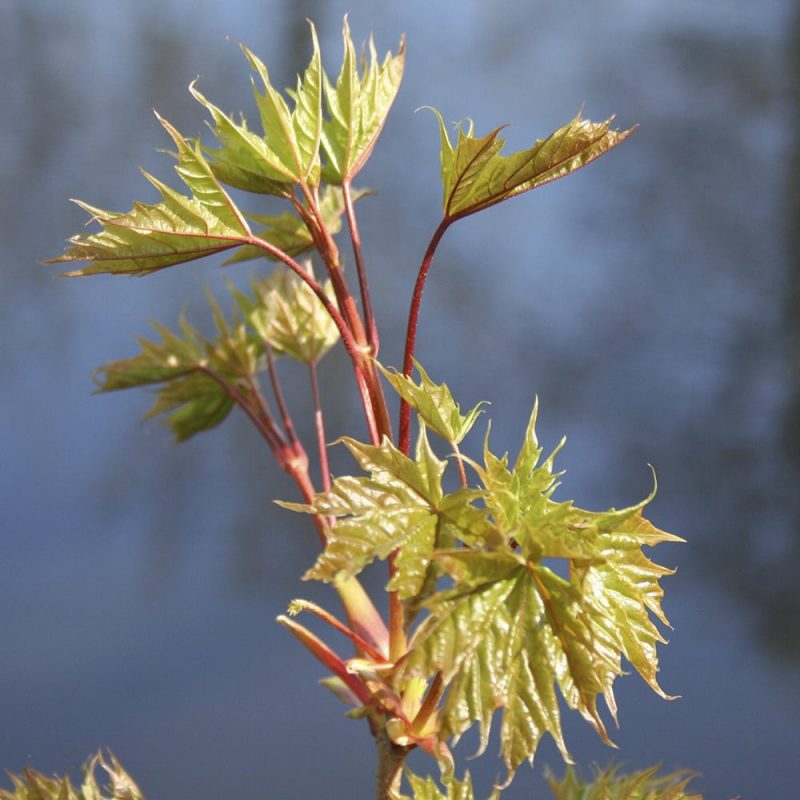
[321,18,405,182]
[399,399,681,781]
[435,112,634,220]
[47,115,251,276]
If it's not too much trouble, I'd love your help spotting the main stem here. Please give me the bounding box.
[375,728,409,800]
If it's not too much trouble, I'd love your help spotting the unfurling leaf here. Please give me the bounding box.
[545,765,702,800]
[47,116,251,276]
[378,359,485,445]
[279,428,488,599]
[0,752,143,800]
[433,110,634,220]
[321,17,406,182]
[95,293,257,442]
[232,261,339,363]
[399,402,681,783]
[192,25,322,192]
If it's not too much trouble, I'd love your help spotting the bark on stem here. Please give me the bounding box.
[375,727,408,800]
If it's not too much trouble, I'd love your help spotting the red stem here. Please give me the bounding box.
[247,234,380,445]
[343,179,379,356]
[290,599,389,665]
[198,366,284,453]
[300,187,394,446]
[277,616,372,706]
[265,344,299,448]
[398,218,451,454]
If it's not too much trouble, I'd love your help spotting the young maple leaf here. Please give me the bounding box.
[279,428,488,600]
[399,402,681,784]
[433,110,635,221]
[321,17,406,183]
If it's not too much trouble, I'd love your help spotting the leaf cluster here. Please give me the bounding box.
[545,765,702,800]
[0,753,142,800]
[39,15,695,800]
[47,20,405,278]
[95,267,337,442]
[289,366,681,784]
[400,764,702,800]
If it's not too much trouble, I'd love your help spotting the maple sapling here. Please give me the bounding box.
[4,18,710,800]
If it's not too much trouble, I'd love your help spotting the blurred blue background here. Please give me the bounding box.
[2,1,799,797]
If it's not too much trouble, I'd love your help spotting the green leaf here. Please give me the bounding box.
[47,116,251,276]
[0,752,143,800]
[280,428,487,599]
[433,110,634,220]
[476,398,567,534]
[189,83,296,196]
[545,765,702,800]
[399,402,681,782]
[378,359,485,445]
[321,17,406,182]
[402,770,499,800]
[95,293,258,441]
[231,261,339,363]
[242,27,322,185]
[193,24,323,192]
[225,185,367,265]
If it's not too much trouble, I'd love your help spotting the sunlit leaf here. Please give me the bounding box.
[0,752,143,800]
[231,261,339,363]
[193,25,323,192]
[401,770,499,800]
[399,402,681,782]
[47,116,251,276]
[433,110,634,220]
[95,294,257,441]
[321,17,405,182]
[189,84,293,196]
[545,765,702,800]
[378,359,485,445]
[279,428,487,599]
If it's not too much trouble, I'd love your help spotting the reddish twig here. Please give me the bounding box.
[399,218,451,454]
[343,179,379,356]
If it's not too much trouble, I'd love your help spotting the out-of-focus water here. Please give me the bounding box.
[2,1,798,797]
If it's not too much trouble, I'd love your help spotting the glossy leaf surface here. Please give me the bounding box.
[546,765,702,800]
[280,429,486,599]
[399,403,680,781]
[192,27,323,191]
[321,17,405,182]
[434,111,634,219]
[378,359,485,444]
[49,117,251,276]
